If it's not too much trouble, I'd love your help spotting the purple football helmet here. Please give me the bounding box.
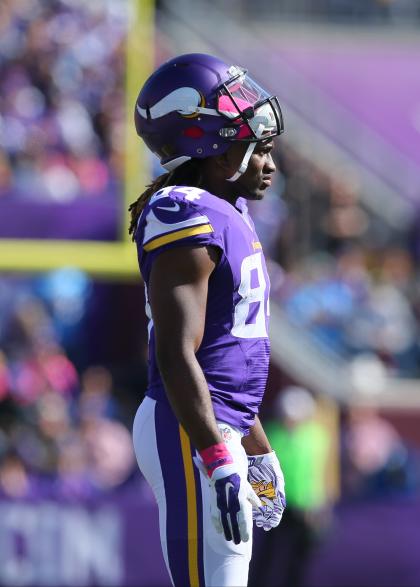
[135,53,284,175]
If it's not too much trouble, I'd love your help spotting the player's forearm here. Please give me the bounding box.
[242,415,272,455]
[156,348,222,450]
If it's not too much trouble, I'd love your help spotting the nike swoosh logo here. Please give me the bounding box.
[156,202,181,212]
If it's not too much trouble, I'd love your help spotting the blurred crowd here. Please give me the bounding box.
[251,147,420,378]
[279,246,420,377]
[251,385,420,587]
[0,0,127,202]
[0,273,143,500]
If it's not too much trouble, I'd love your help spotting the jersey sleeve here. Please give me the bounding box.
[135,188,225,279]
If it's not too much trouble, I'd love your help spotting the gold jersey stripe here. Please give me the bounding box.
[179,425,201,587]
[143,224,213,252]
[252,241,262,250]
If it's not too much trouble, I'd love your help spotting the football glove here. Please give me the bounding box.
[194,453,261,544]
[247,451,286,531]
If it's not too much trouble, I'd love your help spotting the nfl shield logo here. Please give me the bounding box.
[220,427,232,442]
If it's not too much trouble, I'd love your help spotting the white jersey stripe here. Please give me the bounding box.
[143,210,211,245]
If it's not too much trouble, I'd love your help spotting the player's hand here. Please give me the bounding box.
[194,442,262,545]
[247,451,286,531]
[210,463,262,544]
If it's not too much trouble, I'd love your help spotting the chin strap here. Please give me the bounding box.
[227,142,257,182]
[227,123,265,182]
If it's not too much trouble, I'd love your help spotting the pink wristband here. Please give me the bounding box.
[199,442,233,477]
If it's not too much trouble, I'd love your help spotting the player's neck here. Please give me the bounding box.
[198,173,240,207]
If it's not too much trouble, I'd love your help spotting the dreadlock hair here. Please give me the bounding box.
[128,158,204,240]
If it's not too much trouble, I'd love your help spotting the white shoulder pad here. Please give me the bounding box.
[141,187,213,252]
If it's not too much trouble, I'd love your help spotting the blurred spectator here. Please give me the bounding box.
[78,365,118,421]
[0,0,127,201]
[80,417,135,492]
[0,452,32,499]
[342,247,419,376]
[342,406,417,499]
[280,250,367,356]
[78,365,136,492]
[250,386,334,587]
[55,432,95,499]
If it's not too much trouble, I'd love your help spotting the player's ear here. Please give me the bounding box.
[212,143,246,178]
[205,152,234,182]
[212,152,232,174]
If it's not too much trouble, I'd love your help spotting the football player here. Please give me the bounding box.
[130,53,286,587]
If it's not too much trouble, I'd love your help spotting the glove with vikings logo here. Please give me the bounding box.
[248,451,286,531]
[194,442,262,545]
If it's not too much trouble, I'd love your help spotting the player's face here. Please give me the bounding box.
[229,140,277,200]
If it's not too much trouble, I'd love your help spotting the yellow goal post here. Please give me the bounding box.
[0,0,154,280]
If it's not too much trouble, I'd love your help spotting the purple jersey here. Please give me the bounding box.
[135,185,270,434]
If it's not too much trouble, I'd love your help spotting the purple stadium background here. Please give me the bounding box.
[1,6,420,587]
[1,485,419,587]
